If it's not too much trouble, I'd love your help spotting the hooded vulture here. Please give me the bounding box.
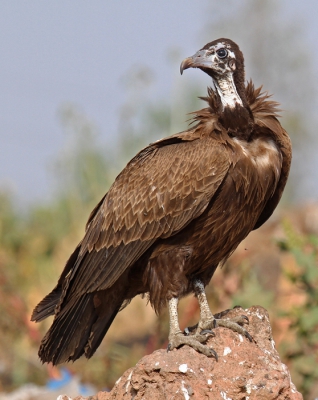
[32,38,291,363]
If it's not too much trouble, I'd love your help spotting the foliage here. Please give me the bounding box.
[277,223,318,399]
[0,106,115,392]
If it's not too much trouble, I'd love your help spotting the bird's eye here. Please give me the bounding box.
[216,48,227,59]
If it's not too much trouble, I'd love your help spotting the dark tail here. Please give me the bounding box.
[31,244,82,323]
[31,287,62,322]
[37,289,122,365]
[31,244,128,365]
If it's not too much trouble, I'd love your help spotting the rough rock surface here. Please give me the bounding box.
[67,306,303,400]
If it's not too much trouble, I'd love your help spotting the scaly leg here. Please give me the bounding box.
[167,297,217,358]
[193,280,252,341]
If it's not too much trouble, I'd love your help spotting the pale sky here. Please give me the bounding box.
[1,1,317,205]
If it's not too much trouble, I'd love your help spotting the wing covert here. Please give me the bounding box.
[64,133,231,296]
[82,135,230,252]
[54,134,231,305]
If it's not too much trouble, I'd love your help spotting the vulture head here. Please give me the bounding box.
[181,38,252,137]
[180,38,247,111]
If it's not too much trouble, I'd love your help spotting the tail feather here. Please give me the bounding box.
[85,304,121,359]
[38,291,122,365]
[31,287,62,322]
[31,244,82,323]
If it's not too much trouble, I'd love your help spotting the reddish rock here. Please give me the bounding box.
[70,306,303,400]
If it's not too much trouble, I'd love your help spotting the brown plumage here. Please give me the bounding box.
[32,38,291,363]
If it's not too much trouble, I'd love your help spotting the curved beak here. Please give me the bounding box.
[180,49,211,75]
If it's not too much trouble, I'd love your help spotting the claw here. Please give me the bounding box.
[200,329,215,336]
[167,343,172,352]
[211,349,218,361]
[230,314,249,326]
[168,332,218,358]
[241,315,249,324]
[214,309,231,319]
[183,324,198,335]
[245,331,253,342]
[213,319,217,329]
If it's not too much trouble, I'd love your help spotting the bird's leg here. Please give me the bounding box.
[193,280,252,341]
[167,297,183,337]
[167,297,217,358]
[193,280,215,332]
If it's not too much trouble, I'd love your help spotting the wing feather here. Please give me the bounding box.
[67,133,231,296]
[84,135,230,247]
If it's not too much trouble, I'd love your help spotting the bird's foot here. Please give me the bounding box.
[215,315,253,341]
[185,309,253,342]
[168,331,217,359]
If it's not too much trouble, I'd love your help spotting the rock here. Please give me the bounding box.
[70,306,303,400]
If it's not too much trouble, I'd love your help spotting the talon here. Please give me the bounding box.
[211,349,218,361]
[241,315,249,324]
[245,331,253,342]
[213,319,217,329]
[214,308,230,319]
[200,329,215,336]
[167,343,172,352]
[168,332,217,357]
[184,324,198,335]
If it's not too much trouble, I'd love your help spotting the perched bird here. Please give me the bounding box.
[32,38,291,364]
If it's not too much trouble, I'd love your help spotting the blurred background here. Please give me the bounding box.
[1,1,318,398]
